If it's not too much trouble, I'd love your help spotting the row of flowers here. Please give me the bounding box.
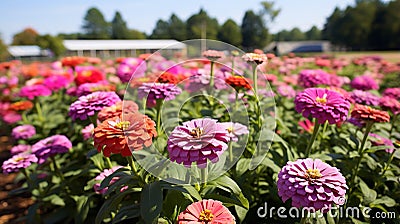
[0,48,399,223]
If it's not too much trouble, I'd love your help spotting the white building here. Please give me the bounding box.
[63,39,186,58]
[8,45,51,59]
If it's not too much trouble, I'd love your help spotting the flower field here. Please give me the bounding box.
[0,42,399,223]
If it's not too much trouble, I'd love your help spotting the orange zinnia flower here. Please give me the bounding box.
[351,104,390,123]
[225,75,252,91]
[97,100,139,122]
[61,56,86,68]
[9,101,34,111]
[93,112,157,157]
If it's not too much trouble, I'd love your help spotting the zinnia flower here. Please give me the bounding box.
[220,122,249,142]
[379,96,400,115]
[2,152,38,174]
[225,75,252,91]
[350,104,390,123]
[294,88,350,124]
[11,144,31,155]
[116,57,146,83]
[350,75,379,91]
[75,81,116,97]
[61,56,86,68]
[69,91,121,121]
[11,125,36,140]
[9,101,33,111]
[298,69,331,88]
[98,100,139,122]
[138,83,182,108]
[350,90,380,106]
[383,87,400,100]
[82,124,94,140]
[156,72,187,84]
[94,112,157,157]
[93,166,128,194]
[177,199,235,224]
[298,119,314,133]
[75,66,105,86]
[19,84,52,100]
[242,53,268,65]
[31,135,72,164]
[277,158,347,211]
[43,75,70,91]
[369,133,394,153]
[277,85,296,99]
[167,118,230,168]
[202,50,224,60]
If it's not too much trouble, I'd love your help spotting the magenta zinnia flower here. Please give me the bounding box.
[19,84,52,100]
[2,152,38,174]
[379,96,400,115]
[369,133,394,153]
[11,144,31,155]
[138,83,182,108]
[383,87,400,100]
[11,124,36,140]
[277,85,296,99]
[43,75,71,91]
[167,118,230,168]
[350,75,379,91]
[277,158,348,211]
[82,124,94,140]
[116,58,146,83]
[298,69,331,88]
[31,135,72,164]
[69,91,121,121]
[294,88,350,124]
[350,90,380,106]
[93,166,128,194]
[177,199,235,224]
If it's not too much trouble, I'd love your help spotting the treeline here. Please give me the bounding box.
[322,0,400,50]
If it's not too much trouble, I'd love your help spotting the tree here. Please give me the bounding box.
[241,10,268,50]
[218,19,242,47]
[37,34,66,57]
[128,29,146,39]
[186,9,219,40]
[289,28,306,41]
[82,7,110,39]
[0,36,9,61]
[168,14,187,41]
[150,19,171,39]
[111,11,130,39]
[305,26,321,40]
[12,28,39,45]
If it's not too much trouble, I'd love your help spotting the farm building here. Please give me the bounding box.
[265,41,331,55]
[7,45,52,59]
[63,39,186,58]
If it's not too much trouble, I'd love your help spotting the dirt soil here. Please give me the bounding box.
[0,135,33,224]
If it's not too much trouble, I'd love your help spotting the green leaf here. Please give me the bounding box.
[359,180,377,204]
[160,181,202,201]
[370,196,396,207]
[235,205,248,222]
[236,158,251,176]
[141,181,163,224]
[74,195,91,224]
[209,175,249,209]
[112,204,140,224]
[95,190,132,224]
[99,168,129,190]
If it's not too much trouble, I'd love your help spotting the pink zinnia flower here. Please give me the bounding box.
[82,124,94,140]
[167,118,230,168]
[294,88,350,124]
[138,83,182,108]
[350,75,379,91]
[220,122,249,142]
[177,199,235,224]
[277,85,296,99]
[11,144,31,155]
[350,90,380,106]
[19,84,52,100]
[43,75,70,91]
[69,91,121,121]
[277,158,348,211]
[11,124,36,140]
[31,135,72,164]
[116,58,146,83]
[383,88,400,100]
[2,152,38,174]
[298,119,314,133]
[379,96,400,115]
[369,133,394,153]
[298,69,331,88]
[93,166,128,194]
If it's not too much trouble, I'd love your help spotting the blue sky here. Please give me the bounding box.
[1,0,358,44]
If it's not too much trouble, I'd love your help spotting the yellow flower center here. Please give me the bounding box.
[14,156,24,162]
[227,126,233,133]
[199,209,214,222]
[190,127,204,138]
[115,121,130,130]
[82,70,92,77]
[305,168,322,179]
[315,93,328,104]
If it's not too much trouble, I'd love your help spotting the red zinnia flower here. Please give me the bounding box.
[225,75,252,91]
[94,112,157,157]
[9,101,33,111]
[156,72,187,84]
[75,67,105,86]
[351,104,390,123]
[97,100,139,122]
[61,56,86,68]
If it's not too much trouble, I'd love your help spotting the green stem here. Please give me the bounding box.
[51,156,65,182]
[381,148,396,177]
[105,157,113,168]
[304,120,321,157]
[209,61,215,90]
[234,91,239,111]
[155,99,163,136]
[389,114,397,137]
[349,121,374,192]
[126,155,138,175]
[201,166,208,188]
[252,64,258,97]
[35,100,44,122]
[229,141,233,163]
